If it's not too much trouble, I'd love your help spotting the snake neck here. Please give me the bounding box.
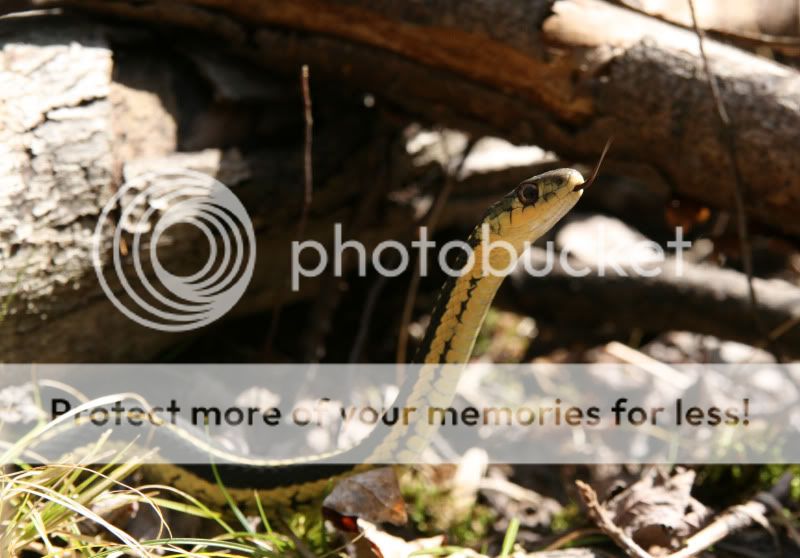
[415,230,513,364]
[363,236,511,463]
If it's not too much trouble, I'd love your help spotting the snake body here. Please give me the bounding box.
[28,165,597,511]
[141,166,590,510]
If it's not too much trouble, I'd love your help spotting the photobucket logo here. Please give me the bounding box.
[92,169,255,332]
[291,223,691,290]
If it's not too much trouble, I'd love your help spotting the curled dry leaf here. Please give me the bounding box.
[603,468,709,551]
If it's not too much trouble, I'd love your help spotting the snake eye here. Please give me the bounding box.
[517,182,539,205]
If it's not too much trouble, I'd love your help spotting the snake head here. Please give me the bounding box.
[480,140,611,249]
[475,168,585,249]
[516,137,614,202]
[515,168,585,208]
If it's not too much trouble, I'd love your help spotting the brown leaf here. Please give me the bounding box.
[323,467,407,526]
[603,468,709,552]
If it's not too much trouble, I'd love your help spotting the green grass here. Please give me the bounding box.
[0,422,311,558]
[0,460,309,557]
[549,502,582,534]
[498,517,518,558]
[0,400,564,558]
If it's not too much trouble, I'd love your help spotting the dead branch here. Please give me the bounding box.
[11,0,800,236]
[500,251,800,359]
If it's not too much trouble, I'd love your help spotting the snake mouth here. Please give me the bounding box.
[573,137,613,192]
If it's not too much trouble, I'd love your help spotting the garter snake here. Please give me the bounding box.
[29,146,610,512]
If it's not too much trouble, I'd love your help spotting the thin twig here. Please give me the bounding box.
[575,480,653,558]
[542,528,604,552]
[299,64,314,234]
[395,255,424,364]
[265,65,314,356]
[666,501,771,558]
[603,341,693,391]
[686,0,778,357]
[395,135,476,363]
[663,471,791,558]
[769,314,800,342]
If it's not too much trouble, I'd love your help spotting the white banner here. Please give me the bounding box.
[1,363,795,464]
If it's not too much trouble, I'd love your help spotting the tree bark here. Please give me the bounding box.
[0,18,405,362]
[12,0,800,236]
[1,17,542,362]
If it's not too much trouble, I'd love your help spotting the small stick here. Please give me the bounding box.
[665,501,770,558]
[542,528,604,552]
[603,341,693,390]
[301,137,391,362]
[265,65,314,355]
[686,0,779,359]
[575,480,654,558]
[299,64,314,234]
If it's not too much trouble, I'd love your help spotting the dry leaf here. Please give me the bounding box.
[603,468,709,551]
[323,467,407,526]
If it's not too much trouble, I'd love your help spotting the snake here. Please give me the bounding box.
[28,143,610,513]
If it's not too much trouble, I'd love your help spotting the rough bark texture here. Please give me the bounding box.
[14,0,800,236]
[0,18,541,362]
[0,22,117,360]
[0,19,402,361]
